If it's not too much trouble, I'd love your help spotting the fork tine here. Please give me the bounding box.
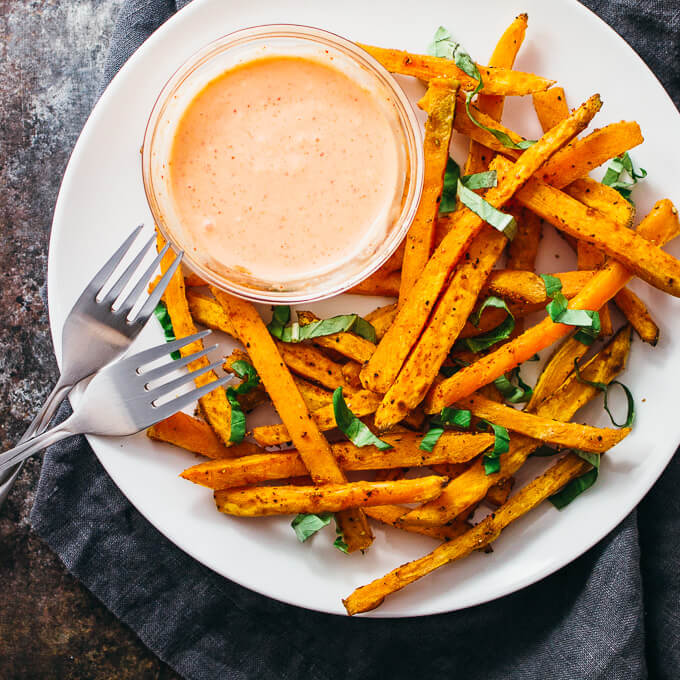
[141,345,218,384]
[100,233,157,306]
[147,360,225,403]
[116,243,172,320]
[130,249,184,325]
[151,375,232,421]
[130,330,211,368]
[89,225,145,298]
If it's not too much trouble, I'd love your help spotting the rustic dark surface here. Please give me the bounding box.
[0,1,179,677]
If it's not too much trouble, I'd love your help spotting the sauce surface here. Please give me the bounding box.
[169,56,403,283]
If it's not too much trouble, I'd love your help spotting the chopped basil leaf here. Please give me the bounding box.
[440,158,498,214]
[333,524,350,554]
[601,152,647,204]
[333,387,392,450]
[268,308,376,344]
[462,296,515,353]
[267,305,291,338]
[154,302,181,360]
[440,407,472,429]
[462,170,498,191]
[573,359,635,428]
[549,451,601,509]
[540,274,563,299]
[541,274,600,342]
[440,365,459,378]
[230,360,260,394]
[420,407,471,452]
[292,512,333,542]
[477,420,510,475]
[494,365,533,403]
[226,360,261,443]
[457,179,518,239]
[428,27,536,153]
[419,426,445,452]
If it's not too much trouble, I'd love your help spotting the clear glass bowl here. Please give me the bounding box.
[142,24,424,304]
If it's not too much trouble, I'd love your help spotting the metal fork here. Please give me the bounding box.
[0,331,229,474]
[0,225,183,505]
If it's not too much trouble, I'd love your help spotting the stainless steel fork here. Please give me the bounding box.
[0,331,229,473]
[0,225,183,505]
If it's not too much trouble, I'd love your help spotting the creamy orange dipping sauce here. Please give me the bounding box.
[168,56,405,283]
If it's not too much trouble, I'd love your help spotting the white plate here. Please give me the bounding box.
[48,0,680,617]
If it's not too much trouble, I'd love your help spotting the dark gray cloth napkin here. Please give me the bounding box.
[31,2,680,678]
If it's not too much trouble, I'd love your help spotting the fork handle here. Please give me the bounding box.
[0,418,79,475]
[0,376,74,507]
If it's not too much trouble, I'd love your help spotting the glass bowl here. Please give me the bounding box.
[142,24,424,304]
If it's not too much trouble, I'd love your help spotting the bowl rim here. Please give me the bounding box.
[141,23,425,304]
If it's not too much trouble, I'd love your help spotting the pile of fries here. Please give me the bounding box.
[147,14,680,615]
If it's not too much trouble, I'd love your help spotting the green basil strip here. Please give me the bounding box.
[333,387,392,450]
[428,27,536,153]
[462,296,515,353]
[269,310,377,344]
[153,302,181,360]
[477,420,510,475]
[420,407,471,452]
[573,360,635,428]
[457,179,518,239]
[226,360,261,443]
[540,274,563,298]
[549,450,601,509]
[440,158,497,214]
[440,407,472,429]
[333,523,350,554]
[419,427,444,452]
[541,274,600,342]
[225,389,247,443]
[291,512,332,542]
[267,305,291,339]
[494,365,533,404]
[602,152,647,204]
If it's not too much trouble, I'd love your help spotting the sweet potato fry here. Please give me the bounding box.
[343,453,590,614]
[613,287,659,345]
[403,326,631,526]
[214,476,448,517]
[525,335,589,411]
[427,200,678,412]
[181,431,493,488]
[455,393,630,452]
[252,389,382,446]
[566,178,635,229]
[350,269,400,297]
[155,231,233,446]
[358,44,554,95]
[505,206,544,271]
[296,311,376,363]
[532,87,569,131]
[274,342,353,392]
[400,79,458,305]
[341,361,363,389]
[212,290,373,551]
[484,476,515,508]
[464,13,528,175]
[361,94,602,396]
[364,303,397,340]
[375,223,508,429]
[364,505,471,542]
[147,413,259,459]
[538,121,644,189]
[517,179,680,297]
